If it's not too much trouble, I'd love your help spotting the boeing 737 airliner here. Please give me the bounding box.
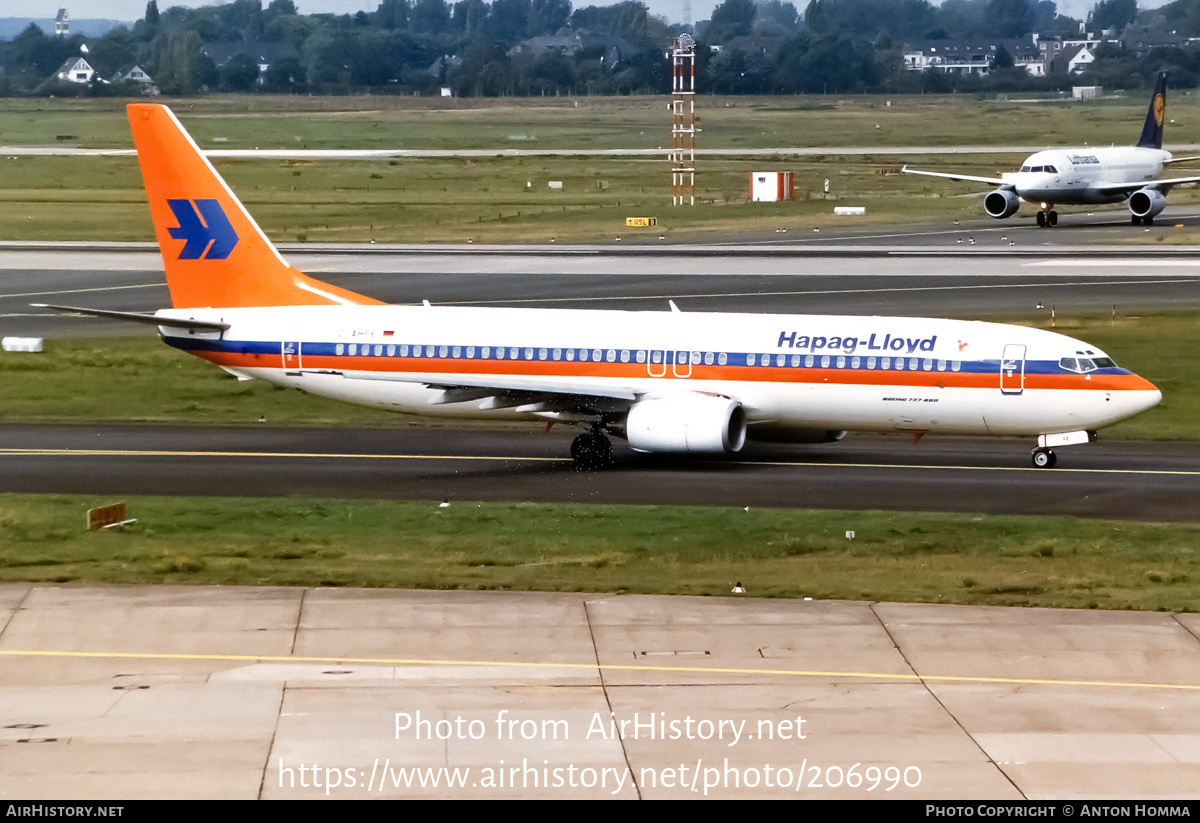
[38,104,1162,469]
[903,73,1200,227]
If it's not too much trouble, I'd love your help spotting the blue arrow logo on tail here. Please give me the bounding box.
[166,199,239,260]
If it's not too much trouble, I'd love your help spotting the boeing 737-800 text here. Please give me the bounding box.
[903,73,1200,227]
[38,104,1162,469]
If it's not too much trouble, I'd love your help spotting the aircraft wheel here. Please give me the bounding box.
[571,431,613,471]
[1048,210,1058,227]
[1145,216,1154,226]
[1031,448,1057,469]
[1132,215,1142,225]
[1036,211,1046,227]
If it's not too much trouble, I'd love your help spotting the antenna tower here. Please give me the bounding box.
[670,34,696,206]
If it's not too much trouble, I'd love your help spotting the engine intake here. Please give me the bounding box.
[1129,188,1166,220]
[624,395,747,454]
[984,188,1021,219]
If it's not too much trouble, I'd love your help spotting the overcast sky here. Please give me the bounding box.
[1,0,1171,32]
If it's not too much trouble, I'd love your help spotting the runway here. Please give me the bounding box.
[5,234,1200,339]
[2,423,1199,521]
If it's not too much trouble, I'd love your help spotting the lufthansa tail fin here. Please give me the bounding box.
[127,104,382,309]
[1137,72,1168,149]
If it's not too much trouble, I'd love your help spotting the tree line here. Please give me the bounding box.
[3,0,1200,97]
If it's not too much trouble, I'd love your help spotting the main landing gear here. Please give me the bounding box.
[1132,215,1154,226]
[1036,209,1058,228]
[571,428,613,471]
[1031,447,1057,469]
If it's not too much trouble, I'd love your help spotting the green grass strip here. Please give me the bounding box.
[1,495,1198,612]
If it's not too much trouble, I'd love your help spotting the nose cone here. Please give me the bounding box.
[1124,374,1162,419]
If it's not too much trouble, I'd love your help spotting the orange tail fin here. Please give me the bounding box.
[128,103,382,309]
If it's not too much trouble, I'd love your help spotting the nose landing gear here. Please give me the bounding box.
[1036,208,1058,228]
[1031,447,1057,468]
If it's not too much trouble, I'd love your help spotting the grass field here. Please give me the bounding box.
[2,495,1198,611]
[6,94,1200,242]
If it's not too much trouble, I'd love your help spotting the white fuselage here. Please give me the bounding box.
[1004,146,1169,205]
[156,304,1161,441]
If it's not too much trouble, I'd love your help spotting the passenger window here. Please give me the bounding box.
[867,356,876,369]
[607,349,617,362]
[539,348,548,360]
[805,355,814,368]
[718,352,727,366]
[466,346,474,358]
[777,354,786,367]
[336,343,345,355]
[791,354,800,367]
[881,357,891,369]
[821,355,830,368]
[637,350,647,364]
[622,350,631,363]
[704,351,713,366]
[592,349,602,362]
[400,345,409,356]
[481,347,490,359]
[425,346,434,357]
[923,358,932,371]
[452,346,461,358]
[387,344,395,357]
[952,361,961,372]
[579,349,588,362]
[836,356,845,368]
[851,356,860,369]
[747,353,756,366]
[566,349,575,361]
[553,348,561,360]
[510,347,519,359]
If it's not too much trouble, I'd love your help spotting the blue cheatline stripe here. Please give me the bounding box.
[163,336,1133,378]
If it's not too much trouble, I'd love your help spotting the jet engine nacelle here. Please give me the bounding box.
[984,188,1022,219]
[624,395,747,454]
[1129,188,1167,220]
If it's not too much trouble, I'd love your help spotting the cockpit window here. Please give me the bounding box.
[1020,165,1031,172]
[1059,356,1116,373]
[1044,165,1057,174]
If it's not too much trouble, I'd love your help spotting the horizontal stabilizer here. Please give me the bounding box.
[31,303,230,332]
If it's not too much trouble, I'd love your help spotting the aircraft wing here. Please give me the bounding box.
[1095,174,1200,195]
[346,371,642,420]
[901,166,1008,186]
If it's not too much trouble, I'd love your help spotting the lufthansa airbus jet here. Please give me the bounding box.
[903,73,1200,227]
[37,104,1162,469]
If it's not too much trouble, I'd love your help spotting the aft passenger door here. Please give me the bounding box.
[1000,344,1026,395]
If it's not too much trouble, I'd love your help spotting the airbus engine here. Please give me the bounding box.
[623,395,747,454]
[1129,188,1167,220]
[984,189,1022,219]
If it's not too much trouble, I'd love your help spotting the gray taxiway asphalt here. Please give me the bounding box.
[4,423,1200,522]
